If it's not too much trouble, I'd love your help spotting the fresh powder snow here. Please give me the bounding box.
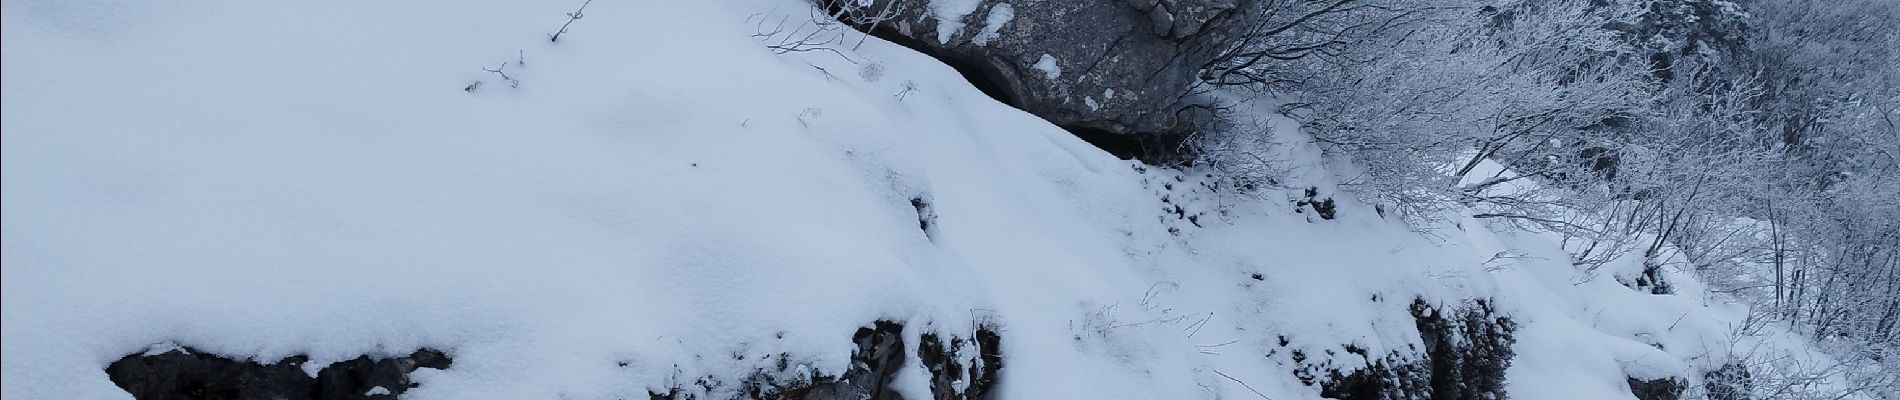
[0,0,1880,400]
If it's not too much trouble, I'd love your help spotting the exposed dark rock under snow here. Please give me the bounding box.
[832,0,1252,137]
[106,347,450,400]
[1626,376,1686,400]
[649,321,1001,400]
[1312,299,1517,400]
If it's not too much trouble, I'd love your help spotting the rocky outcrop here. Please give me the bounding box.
[106,346,451,400]
[1309,298,1517,400]
[918,329,1003,400]
[1316,353,1430,400]
[1626,376,1686,400]
[653,321,1002,400]
[832,0,1254,136]
[1413,299,1515,400]
[719,321,910,400]
[110,322,999,400]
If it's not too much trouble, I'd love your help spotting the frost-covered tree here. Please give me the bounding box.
[1194,0,1898,392]
[1204,0,1656,228]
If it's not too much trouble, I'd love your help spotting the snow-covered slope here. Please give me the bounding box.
[0,0,1864,399]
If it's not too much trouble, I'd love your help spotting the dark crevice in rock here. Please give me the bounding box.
[1077,31,1135,79]
[1627,376,1686,400]
[106,346,451,400]
[1311,298,1516,400]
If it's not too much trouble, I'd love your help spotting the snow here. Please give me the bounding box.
[0,0,1866,399]
[1034,54,1061,80]
[366,386,392,396]
[971,3,1012,47]
[139,343,187,357]
[928,0,983,44]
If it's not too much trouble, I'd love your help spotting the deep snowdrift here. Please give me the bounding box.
[0,0,1867,399]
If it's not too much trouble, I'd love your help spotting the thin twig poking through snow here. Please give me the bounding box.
[548,0,595,43]
[745,2,898,65]
[466,52,524,92]
[809,64,840,82]
[1481,250,1541,272]
[1214,369,1276,400]
[749,10,855,63]
[894,80,918,100]
[481,62,519,88]
[796,108,822,128]
[1195,339,1240,355]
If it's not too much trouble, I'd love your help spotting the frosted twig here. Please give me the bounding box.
[549,0,595,42]
[1214,369,1276,399]
[482,62,519,88]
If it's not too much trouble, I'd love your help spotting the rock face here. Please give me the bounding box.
[834,0,1253,136]
[106,347,451,400]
